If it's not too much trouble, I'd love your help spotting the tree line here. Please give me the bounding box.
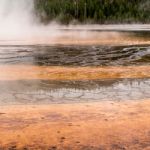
[35,0,150,24]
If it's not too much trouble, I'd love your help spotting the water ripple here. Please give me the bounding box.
[0,45,149,66]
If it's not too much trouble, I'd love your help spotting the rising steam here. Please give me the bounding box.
[0,0,59,42]
[0,0,149,45]
[0,0,36,38]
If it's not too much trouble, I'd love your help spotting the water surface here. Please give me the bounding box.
[0,44,149,66]
[0,30,149,104]
[0,78,149,105]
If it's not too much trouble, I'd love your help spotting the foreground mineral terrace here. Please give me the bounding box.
[0,99,150,149]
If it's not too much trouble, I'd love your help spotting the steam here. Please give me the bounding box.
[0,0,34,24]
[0,0,59,40]
[0,0,36,38]
[0,0,149,45]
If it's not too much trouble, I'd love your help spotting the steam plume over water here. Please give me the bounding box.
[0,0,150,45]
[0,0,58,42]
[0,0,36,38]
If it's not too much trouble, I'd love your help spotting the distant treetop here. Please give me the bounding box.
[35,0,150,24]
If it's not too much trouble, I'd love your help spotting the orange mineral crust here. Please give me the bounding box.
[0,100,150,149]
[0,65,149,81]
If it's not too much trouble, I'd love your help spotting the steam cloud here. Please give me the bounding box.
[0,0,60,43]
[0,0,149,45]
[0,0,36,38]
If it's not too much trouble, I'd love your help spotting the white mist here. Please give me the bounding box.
[0,0,37,39]
[0,0,149,45]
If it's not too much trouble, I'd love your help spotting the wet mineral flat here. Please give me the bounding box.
[0,30,149,149]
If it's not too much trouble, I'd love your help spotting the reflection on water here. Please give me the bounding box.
[0,79,149,104]
[0,44,149,66]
